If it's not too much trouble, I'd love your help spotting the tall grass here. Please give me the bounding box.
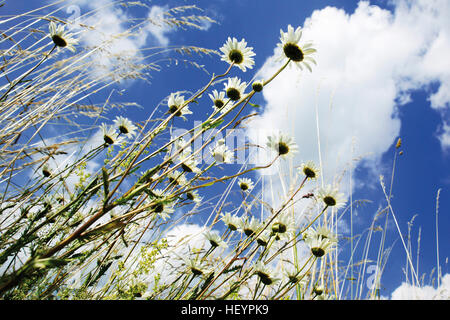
[0,1,445,300]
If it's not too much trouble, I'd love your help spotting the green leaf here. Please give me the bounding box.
[248,102,261,108]
[201,120,212,129]
[210,119,224,128]
[102,167,109,199]
[32,258,72,269]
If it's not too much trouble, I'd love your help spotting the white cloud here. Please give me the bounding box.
[141,223,207,295]
[438,121,450,150]
[248,0,450,201]
[391,273,450,299]
[65,1,184,77]
[141,5,173,47]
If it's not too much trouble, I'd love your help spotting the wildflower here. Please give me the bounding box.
[305,236,336,258]
[156,203,174,221]
[42,165,52,177]
[304,225,337,243]
[299,161,319,180]
[209,89,229,112]
[186,190,202,204]
[220,37,255,72]
[184,258,207,276]
[167,170,187,186]
[204,231,227,248]
[224,77,246,101]
[238,216,261,237]
[149,188,165,199]
[179,154,200,174]
[284,268,301,285]
[271,214,295,240]
[210,143,233,164]
[173,137,192,154]
[49,21,78,52]
[113,116,137,137]
[266,132,298,158]
[101,123,121,145]
[315,293,334,300]
[221,212,240,231]
[313,284,324,296]
[277,25,316,71]
[146,189,174,220]
[254,262,280,286]
[238,177,254,191]
[317,185,346,209]
[251,79,264,92]
[167,92,192,118]
[256,230,272,247]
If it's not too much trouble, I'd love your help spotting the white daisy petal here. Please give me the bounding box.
[220,37,255,72]
[277,24,316,71]
[49,21,78,52]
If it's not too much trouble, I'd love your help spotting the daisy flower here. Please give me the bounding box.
[184,258,208,276]
[210,143,233,163]
[238,216,261,237]
[113,116,137,137]
[271,214,296,240]
[266,132,298,158]
[156,203,174,221]
[251,79,264,92]
[315,293,334,300]
[167,170,187,186]
[313,284,324,296]
[220,37,255,72]
[305,236,336,258]
[317,185,346,209]
[173,137,192,156]
[299,161,320,180]
[100,123,121,145]
[167,92,192,118]
[149,188,165,199]
[176,146,200,173]
[277,25,316,71]
[204,231,228,248]
[179,155,201,174]
[254,262,280,286]
[145,191,174,221]
[221,212,240,231]
[315,225,337,242]
[304,225,337,243]
[209,89,230,113]
[186,190,203,204]
[284,267,309,286]
[145,199,174,221]
[256,230,272,247]
[238,177,254,191]
[224,77,247,101]
[42,164,52,177]
[49,21,78,52]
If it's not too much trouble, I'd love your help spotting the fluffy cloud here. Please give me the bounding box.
[438,121,450,151]
[248,0,450,196]
[65,1,211,78]
[391,273,450,299]
[68,1,169,77]
[141,5,173,47]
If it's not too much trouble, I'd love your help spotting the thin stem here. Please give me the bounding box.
[0,44,56,102]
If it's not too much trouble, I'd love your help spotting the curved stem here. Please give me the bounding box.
[0,44,57,102]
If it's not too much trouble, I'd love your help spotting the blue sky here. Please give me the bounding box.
[2,0,449,299]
